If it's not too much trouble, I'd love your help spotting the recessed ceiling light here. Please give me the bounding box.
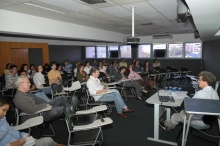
[24,3,66,14]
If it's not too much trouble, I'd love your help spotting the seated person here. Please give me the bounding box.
[5,64,18,95]
[14,76,70,122]
[76,63,89,83]
[115,66,148,101]
[4,63,11,76]
[57,64,64,75]
[63,60,73,73]
[109,61,118,77]
[119,58,128,68]
[127,64,150,92]
[28,64,36,79]
[19,64,30,79]
[0,96,65,146]
[133,60,143,72]
[87,67,134,118]
[33,65,52,95]
[84,61,92,75]
[48,62,62,85]
[98,61,107,74]
[160,71,219,131]
[153,59,161,68]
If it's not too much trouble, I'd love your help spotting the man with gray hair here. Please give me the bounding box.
[14,76,70,122]
[87,67,134,118]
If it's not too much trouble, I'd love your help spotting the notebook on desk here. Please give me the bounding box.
[158,92,175,102]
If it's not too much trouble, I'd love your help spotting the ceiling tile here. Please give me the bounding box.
[148,0,177,12]
[151,19,172,25]
[140,13,166,20]
[79,9,115,19]
[38,0,93,12]
[99,6,131,17]
[162,11,177,20]
[0,1,13,8]
[122,1,158,15]
[0,0,35,4]
[75,0,117,8]
[109,0,145,5]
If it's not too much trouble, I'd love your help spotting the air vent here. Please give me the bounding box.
[152,33,173,39]
[141,23,153,26]
[81,0,106,4]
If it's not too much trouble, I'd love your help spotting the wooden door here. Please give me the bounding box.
[11,48,29,69]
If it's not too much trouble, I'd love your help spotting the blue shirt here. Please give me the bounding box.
[0,117,26,146]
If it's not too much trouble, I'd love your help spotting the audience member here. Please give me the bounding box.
[115,66,148,101]
[4,63,11,76]
[73,61,81,77]
[109,61,118,77]
[63,60,72,73]
[28,64,36,79]
[128,64,150,92]
[98,61,107,74]
[14,76,70,122]
[33,65,51,95]
[133,60,143,72]
[43,63,50,75]
[119,58,128,68]
[76,63,89,83]
[87,67,134,118]
[57,64,64,75]
[5,65,18,95]
[153,59,161,68]
[84,61,92,74]
[0,96,65,146]
[91,59,98,67]
[19,64,30,78]
[47,62,62,85]
[160,71,219,131]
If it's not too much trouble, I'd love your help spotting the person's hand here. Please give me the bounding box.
[10,138,26,146]
[40,84,44,87]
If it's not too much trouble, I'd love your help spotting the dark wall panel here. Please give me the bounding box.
[203,40,220,80]
[49,45,82,64]
[28,48,43,66]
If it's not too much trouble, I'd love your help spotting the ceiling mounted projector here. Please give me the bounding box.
[126,37,140,44]
[125,6,140,44]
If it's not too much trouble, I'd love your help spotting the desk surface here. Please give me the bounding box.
[184,98,220,115]
[146,90,188,107]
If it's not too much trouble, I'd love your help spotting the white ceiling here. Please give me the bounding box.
[0,0,219,41]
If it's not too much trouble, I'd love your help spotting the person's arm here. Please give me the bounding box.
[33,73,43,88]
[87,79,105,95]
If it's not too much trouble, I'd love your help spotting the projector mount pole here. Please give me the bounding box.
[131,6,135,37]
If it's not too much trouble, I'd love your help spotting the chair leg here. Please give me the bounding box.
[41,124,55,137]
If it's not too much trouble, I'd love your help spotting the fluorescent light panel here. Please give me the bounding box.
[24,3,66,14]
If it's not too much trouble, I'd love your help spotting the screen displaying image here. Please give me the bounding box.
[86,47,95,58]
[138,45,151,58]
[168,43,183,58]
[185,43,202,58]
[120,45,131,58]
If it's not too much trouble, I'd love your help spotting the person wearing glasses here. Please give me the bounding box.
[0,96,65,146]
[14,76,70,123]
[160,71,219,131]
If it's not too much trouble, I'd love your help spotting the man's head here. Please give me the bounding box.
[50,62,57,70]
[90,67,100,78]
[15,76,31,92]
[198,71,216,88]
[18,70,27,76]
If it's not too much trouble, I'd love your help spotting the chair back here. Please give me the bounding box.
[51,83,63,94]
[70,95,80,111]
[181,67,188,72]
[70,81,81,91]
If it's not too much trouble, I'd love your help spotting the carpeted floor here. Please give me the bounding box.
[32,81,219,146]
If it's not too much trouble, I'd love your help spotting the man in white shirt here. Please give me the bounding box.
[160,71,219,130]
[87,67,134,118]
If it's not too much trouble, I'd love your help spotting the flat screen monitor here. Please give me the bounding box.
[153,44,166,58]
[109,50,119,58]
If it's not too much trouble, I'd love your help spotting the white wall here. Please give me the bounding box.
[0,9,126,43]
